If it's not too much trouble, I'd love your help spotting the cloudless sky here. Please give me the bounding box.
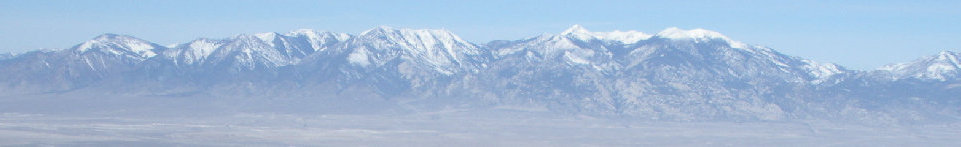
[1,0,959,69]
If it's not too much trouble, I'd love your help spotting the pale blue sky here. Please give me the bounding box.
[1,0,959,69]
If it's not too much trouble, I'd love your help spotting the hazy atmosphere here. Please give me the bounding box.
[2,0,960,69]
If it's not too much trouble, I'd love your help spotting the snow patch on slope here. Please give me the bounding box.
[801,60,845,83]
[564,51,591,65]
[349,48,371,66]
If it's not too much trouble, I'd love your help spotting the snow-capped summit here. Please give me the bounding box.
[284,29,351,51]
[559,25,652,44]
[498,24,655,57]
[287,29,320,36]
[878,50,961,81]
[492,25,640,70]
[162,29,352,69]
[163,38,227,65]
[358,26,476,52]
[654,27,748,49]
[73,34,163,59]
[359,26,394,35]
[352,26,482,69]
[655,27,726,39]
[936,50,961,63]
[560,24,594,41]
[592,30,652,44]
[253,32,280,46]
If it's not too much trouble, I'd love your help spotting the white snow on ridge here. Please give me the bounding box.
[367,27,473,52]
[359,26,396,35]
[593,30,652,44]
[656,27,728,40]
[801,59,844,83]
[128,42,157,58]
[560,24,652,44]
[254,32,278,47]
[76,41,96,52]
[561,24,595,41]
[937,51,961,67]
[920,51,960,80]
[357,26,481,69]
[928,63,957,73]
[287,29,319,36]
[877,51,961,81]
[286,29,352,51]
[560,24,591,35]
[495,34,580,58]
[557,25,748,49]
[186,39,222,61]
[75,34,160,59]
[655,27,748,49]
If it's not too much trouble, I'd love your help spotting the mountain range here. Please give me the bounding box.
[1,25,959,123]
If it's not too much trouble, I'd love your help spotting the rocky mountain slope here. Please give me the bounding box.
[1,25,958,123]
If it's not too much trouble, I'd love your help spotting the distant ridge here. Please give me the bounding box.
[0,25,958,123]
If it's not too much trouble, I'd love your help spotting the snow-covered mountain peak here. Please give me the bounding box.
[360,26,457,38]
[254,32,280,45]
[74,33,160,58]
[561,24,591,35]
[360,26,398,36]
[654,27,748,49]
[655,27,726,39]
[184,39,224,59]
[877,50,961,81]
[350,26,482,74]
[928,51,961,71]
[287,29,350,39]
[87,33,149,44]
[287,29,319,35]
[593,30,652,44]
[558,25,652,43]
[284,29,351,51]
[229,32,281,43]
[936,51,960,63]
[233,33,280,46]
[357,26,474,50]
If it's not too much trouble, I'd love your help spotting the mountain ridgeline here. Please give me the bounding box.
[1,25,959,123]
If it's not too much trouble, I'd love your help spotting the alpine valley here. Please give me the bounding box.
[1,25,959,124]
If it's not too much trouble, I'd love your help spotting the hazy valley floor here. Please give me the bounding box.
[1,112,960,146]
